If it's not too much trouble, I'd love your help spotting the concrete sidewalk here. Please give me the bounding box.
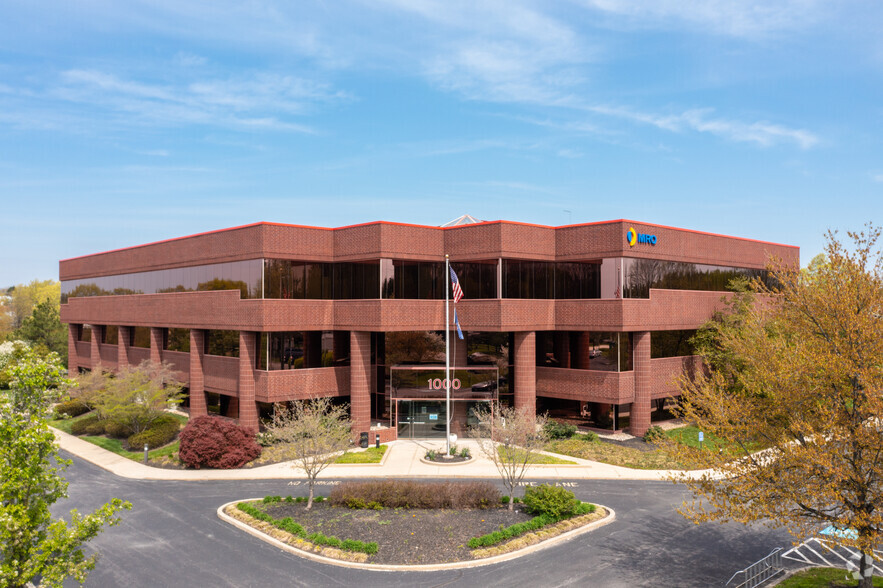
[53,428,690,482]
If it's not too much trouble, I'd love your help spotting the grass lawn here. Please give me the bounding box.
[335,445,388,464]
[498,447,577,465]
[777,567,883,587]
[544,437,684,469]
[83,436,180,461]
[665,425,758,455]
[50,410,185,463]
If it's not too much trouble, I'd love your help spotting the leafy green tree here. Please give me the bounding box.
[0,350,130,587]
[14,299,67,361]
[2,279,59,331]
[4,347,68,417]
[85,360,184,434]
[672,225,883,587]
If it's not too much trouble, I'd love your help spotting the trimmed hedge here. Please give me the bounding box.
[104,420,133,439]
[127,415,180,449]
[70,414,107,436]
[55,399,91,417]
[179,416,261,469]
[236,501,377,555]
[329,480,500,509]
[467,502,596,549]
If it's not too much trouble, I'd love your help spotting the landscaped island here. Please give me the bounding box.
[222,480,611,566]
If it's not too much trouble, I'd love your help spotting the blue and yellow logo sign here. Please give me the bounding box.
[626,227,657,246]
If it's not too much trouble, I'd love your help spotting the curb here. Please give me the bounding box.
[217,499,616,572]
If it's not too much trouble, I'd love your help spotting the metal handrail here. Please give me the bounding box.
[725,548,784,588]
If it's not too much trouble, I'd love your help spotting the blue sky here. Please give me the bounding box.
[1,1,881,286]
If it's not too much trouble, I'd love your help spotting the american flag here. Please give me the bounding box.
[449,267,464,303]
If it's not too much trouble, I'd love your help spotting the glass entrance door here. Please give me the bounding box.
[397,400,447,438]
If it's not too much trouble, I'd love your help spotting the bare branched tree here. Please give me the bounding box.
[266,397,352,509]
[470,402,548,510]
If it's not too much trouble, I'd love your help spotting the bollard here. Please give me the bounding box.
[375,435,380,449]
[144,443,149,464]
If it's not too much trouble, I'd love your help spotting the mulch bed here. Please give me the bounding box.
[262,501,533,564]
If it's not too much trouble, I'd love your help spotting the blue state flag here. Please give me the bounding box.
[454,309,464,340]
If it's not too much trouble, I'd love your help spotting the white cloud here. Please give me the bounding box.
[871,173,883,183]
[578,0,828,37]
[46,69,349,133]
[587,105,818,148]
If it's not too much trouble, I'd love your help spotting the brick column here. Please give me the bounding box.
[89,325,102,370]
[574,331,591,369]
[554,332,571,368]
[350,331,371,441]
[333,331,350,364]
[67,324,79,377]
[631,331,651,436]
[304,331,322,368]
[149,327,164,364]
[117,326,131,369]
[238,331,258,431]
[513,331,536,417]
[450,331,468,367]
[189,329,207,418]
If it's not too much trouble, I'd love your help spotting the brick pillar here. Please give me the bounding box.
[67,324,79,377]
[189,329,207,418]
[149,327,164,364]
[350,331,371,441]
[333,330,350,364]
[574,331,591,369]
[304,331,322,368]
[554,332,571,368]
[450,331,468,367]
[238,331,258,431]
[89,325,102,370]
[118,326,131,369]
[631,331,651,436]
[513,331,536,416]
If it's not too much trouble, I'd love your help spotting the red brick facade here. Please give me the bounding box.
[60,219,798,437]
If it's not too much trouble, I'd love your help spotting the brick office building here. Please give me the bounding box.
[59,219,798,441]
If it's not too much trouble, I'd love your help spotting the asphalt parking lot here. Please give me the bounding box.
[57,452,795,587]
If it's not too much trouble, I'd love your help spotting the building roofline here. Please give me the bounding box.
[60,218,797,262]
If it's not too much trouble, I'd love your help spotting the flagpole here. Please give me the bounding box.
[444,254,451,457]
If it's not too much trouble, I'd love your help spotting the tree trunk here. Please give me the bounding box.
[508,493,514,511]
[306,482,314,510]
[858,550,874,588]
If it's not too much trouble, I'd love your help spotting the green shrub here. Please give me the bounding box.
[544,421,578,440]
[643,425,666,444]
[500,495,522,505]
[467,514,556,548]
[71,414,106,436]
[127,415,180,449]
[574,431,598,442]
[55,399,91,417]
[522,484,581,518]
[104,420,133,439]
[262,495,282,504]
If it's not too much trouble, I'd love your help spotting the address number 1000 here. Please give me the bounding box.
[427,378,461,390]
